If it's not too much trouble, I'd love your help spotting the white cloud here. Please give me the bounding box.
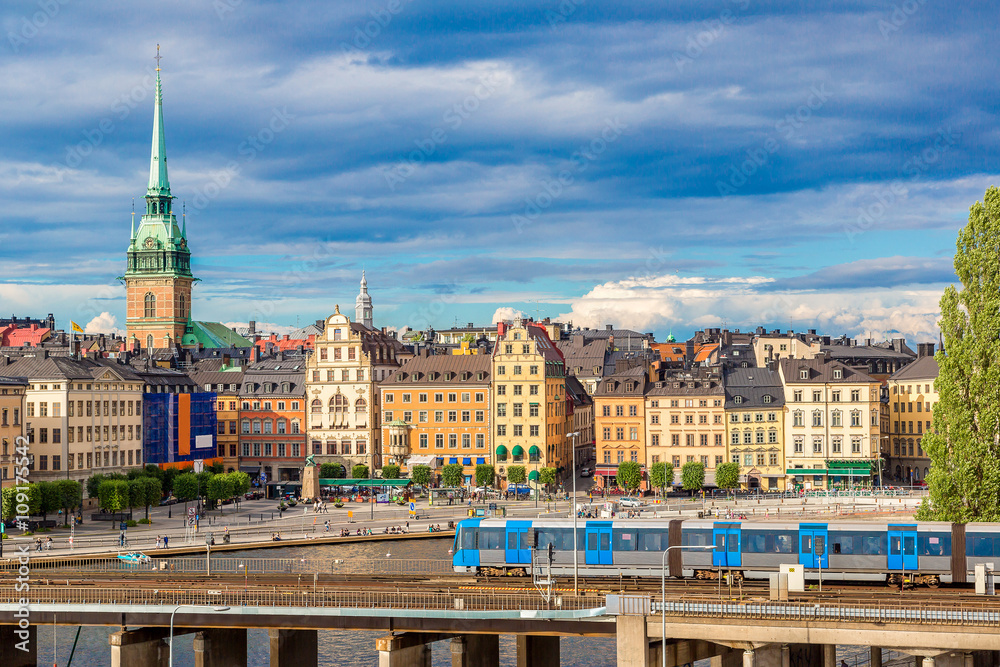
[491,307,525,323]
[85,312,122,335]
[557,273,944,343]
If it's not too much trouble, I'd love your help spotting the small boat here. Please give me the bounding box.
[117,551,152,565]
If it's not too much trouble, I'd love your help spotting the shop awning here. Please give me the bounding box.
[319,479,412,487]
[405,455,439,469]
[462,457,472,465]
[786,468,871,476]
[528,470,539,481]
[495,445,508,459]
[476,457,486,465]
[528,445,541,456]
[449,457,459,464]
[512,445,525,456]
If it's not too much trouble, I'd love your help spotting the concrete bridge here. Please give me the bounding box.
[4,586,1000,666]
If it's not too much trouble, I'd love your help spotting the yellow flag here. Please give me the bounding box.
[71,321,84,333]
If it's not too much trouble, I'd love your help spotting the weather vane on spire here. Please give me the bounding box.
[154,44,162,71]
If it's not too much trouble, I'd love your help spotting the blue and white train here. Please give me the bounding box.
[452,518,1000,586]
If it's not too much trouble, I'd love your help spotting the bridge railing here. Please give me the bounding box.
[0,586,604,612]
[0,556,456,576]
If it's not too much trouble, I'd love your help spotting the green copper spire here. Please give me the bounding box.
[147,44,170,197]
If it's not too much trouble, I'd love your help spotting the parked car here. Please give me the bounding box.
[579,467,593,478]
[158,496,178,506]
[619,497,643,508]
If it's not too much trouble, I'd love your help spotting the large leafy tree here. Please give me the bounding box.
[410,464,432,487]
[539,467,557,491]
[36,481,61,523]
[55,480,82,526]
[381,464,401,480]
[207,474,233,512]
[475,464,495,488]
[138,477,162,521]
[649,461,674,496]
[715,462,740,495]
[85,473,106,500]
[919,186,1000,522]
[441,463,465,488]
[507,465,526,485]
[320,462,344,479]
[681,461,705,495]
[98,479,129,514]
[616,461,642,492]
[173,472,199,515]
[352,464,370,479]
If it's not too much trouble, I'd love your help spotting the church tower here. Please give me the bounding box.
[355,271,373,328]
[124,47,194,351]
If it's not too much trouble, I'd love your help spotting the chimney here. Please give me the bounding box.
[283,334,289,341]
[248,320,256,335]
[223,353,231,366]
[685,340,694,369]
[606,324,613,331]
[892,337,905,353]
[296,345,304,354]
[250,345,258,363]
[277,351,284,362]
[42,349,49,359]
[864,338,872,347]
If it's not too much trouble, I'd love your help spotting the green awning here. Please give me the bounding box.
[319,478,412,487]
[528,470,539,481]
[528,445,541,456]
[495,445,508,458]
[512,445,525,456]
[785,469,871,476]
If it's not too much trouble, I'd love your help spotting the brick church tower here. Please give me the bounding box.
[124,48,194,351]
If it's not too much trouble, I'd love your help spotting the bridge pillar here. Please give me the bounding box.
[451,634,499,667]
[109,629,169,667]
[871,647,883,667]
[377,633,432,667]
[269,629,318,667]
[1,624,36,667]
[517,634,560,667]
[194,628,247,667]
[616,616,648,667]
[822,645,837,667]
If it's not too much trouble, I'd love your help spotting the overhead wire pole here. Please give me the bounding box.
[568,431,580,595]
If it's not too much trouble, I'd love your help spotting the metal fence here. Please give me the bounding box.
[0,556,456,576]
[0,585,604,612]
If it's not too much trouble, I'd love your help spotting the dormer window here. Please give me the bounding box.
[799,369,808,380]
[833,369,843,379]
[763,395,772,404]
[734,395,743,404]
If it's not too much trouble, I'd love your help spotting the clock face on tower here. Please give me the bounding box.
[144,237,156,249]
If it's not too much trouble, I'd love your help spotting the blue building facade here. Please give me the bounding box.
[143,392,218,465]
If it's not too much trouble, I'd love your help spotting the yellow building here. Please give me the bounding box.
[886,344,938,484]
[645,370,726,486]
[0,374,27,488]
[594,366,647,488]
[723,367,786,491]
[380,352,491,485]
[491,320,570,487]
[778,356,882,490]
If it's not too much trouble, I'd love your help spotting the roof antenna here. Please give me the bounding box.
[130,198,135,239]
[182,201,186,237]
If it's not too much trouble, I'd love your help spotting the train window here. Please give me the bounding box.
[636,530,667,551]
[682,529,712,547]
[520,532,532,550]
[903,536,915,556]
[538,528,572,550]
[745,534,767,553]
[970,536,995,557]
[600,532,611,551]
[588,533,598,550]
[862,535,886,555]
[508,532,518,550]
[801,535,812,553]
[480,528,503,550]
[830,531,866,555]
[890,536,901,555]
[742,531,795,553]
[460,528,477,550]
[917,534,949,556]
[613,529,637,551]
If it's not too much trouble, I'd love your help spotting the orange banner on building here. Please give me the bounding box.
[178,393,191,456]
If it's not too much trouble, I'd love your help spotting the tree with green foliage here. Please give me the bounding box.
[681,461,705,495]
[507,465,526,485]
[352,464,369,479]
[126,479,145,515]
[381,464,400,480]
[173,472,199,515]
[136,477,162,521]
[55,480,82,526]
[229,471,251,502]
[320,462,344,479]
[36,481,61,523]
[207,462,225,474]
[161,467,179,496]
[411,464,432,487]
[126,468,145,480]
[919,186,1000,522]
[616,461,642,493]
[207,474,234,513]
[715,462,740,496]
[85,473,106,500]
[98,479,129,514]
[2,484,40,520]
[475,464,495,488]
[196,470,213,503]
[441,463,465,488]
[649,461,673,496]
[539,467,557,491]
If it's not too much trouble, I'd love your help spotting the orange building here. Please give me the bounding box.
[239,354,306,489]
[380,352,491,485]
[593,366,648,489]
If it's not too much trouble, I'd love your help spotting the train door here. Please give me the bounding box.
[504,521,532,564]
[888,525,918,571]
[585,523,613,565]
[712,523,741,567]
[799,524,829,569]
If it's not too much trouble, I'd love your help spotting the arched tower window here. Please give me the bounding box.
[144,292,156,318]
[179,294,186,319]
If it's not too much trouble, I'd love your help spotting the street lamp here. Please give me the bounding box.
[567,431,580,595]
[168,604,230,667]
[660,546,716,667]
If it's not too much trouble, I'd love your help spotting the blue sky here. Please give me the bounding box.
[1,0,996,343]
